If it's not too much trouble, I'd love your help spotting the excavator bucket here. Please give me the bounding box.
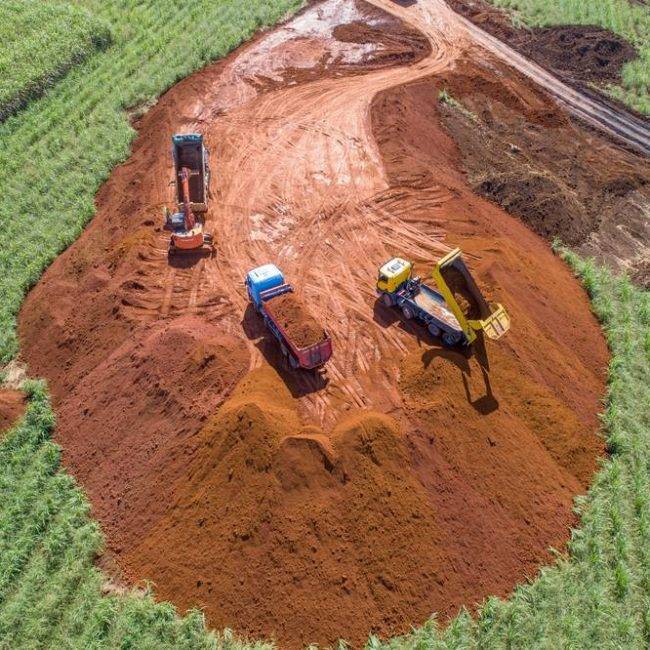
[432,248,510,343]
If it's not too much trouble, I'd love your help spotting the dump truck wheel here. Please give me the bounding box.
[381,293,394,307]
[442,331,462,347]
[428,323,441,338]
[402,306,414,320]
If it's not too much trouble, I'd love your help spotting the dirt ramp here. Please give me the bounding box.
[122,368,452,648]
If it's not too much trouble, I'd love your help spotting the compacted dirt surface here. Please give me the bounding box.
[19,0,613,647]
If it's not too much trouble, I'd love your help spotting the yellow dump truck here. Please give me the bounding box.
[377,248,510,346]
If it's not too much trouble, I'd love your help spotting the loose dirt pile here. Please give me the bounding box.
[17,1,610,647]
[447,0,639,89]
[0,389,26,435]
[265,292,326,348]
[431,58,650,283]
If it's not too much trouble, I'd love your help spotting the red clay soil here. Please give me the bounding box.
[0,390,26,436]
[17,1,609,647]
[265,292,326,348]
[439,265,483,320]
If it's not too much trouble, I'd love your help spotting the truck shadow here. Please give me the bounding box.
[373,299,444,347]
[241,304,329,398]
[422,340,499,415]
[374,300,498,415]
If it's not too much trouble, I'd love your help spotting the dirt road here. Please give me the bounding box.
[19,1,610,646]
[376,0,650,154]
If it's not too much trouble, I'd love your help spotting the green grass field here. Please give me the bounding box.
[488,0,650,114]
[1,0,649,647]
[0,1,111,122]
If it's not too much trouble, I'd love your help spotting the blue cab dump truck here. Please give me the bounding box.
[246,264,333,370]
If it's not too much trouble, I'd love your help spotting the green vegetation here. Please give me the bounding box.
[438,89,479,122]
[0,0,303,363]
[488,0,650,114]
[0,1,110,121]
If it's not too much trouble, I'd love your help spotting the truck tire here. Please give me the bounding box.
[402,305,414,320]
[442,331,462,347]
[381,293,394,307]
[427,323,441,338]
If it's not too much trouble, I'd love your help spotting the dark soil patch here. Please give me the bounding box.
[433,59,650,282]
[265,292,326,348]
[448,1,639,94]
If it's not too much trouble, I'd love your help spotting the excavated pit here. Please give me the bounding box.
[18,1,610,647]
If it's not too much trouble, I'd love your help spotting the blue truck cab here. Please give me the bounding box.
[245,263,288,311]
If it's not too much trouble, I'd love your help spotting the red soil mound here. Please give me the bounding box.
[0,390,26,435]
[121,368,453,646]
[265,292,326,348]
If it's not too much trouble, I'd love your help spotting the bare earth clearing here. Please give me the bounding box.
[18,0,615,646]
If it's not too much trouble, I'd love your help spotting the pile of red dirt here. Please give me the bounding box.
[121,368,450,647]
[447,0,639,87]
[0,390,26,435]
[440,265,483,320]
[265,292,326,348]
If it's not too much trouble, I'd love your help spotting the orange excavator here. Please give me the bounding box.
[164,133,214,255]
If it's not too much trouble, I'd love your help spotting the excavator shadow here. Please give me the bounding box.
[167,247,213,269]
[241,303,329,398]
[422,336,499,415]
